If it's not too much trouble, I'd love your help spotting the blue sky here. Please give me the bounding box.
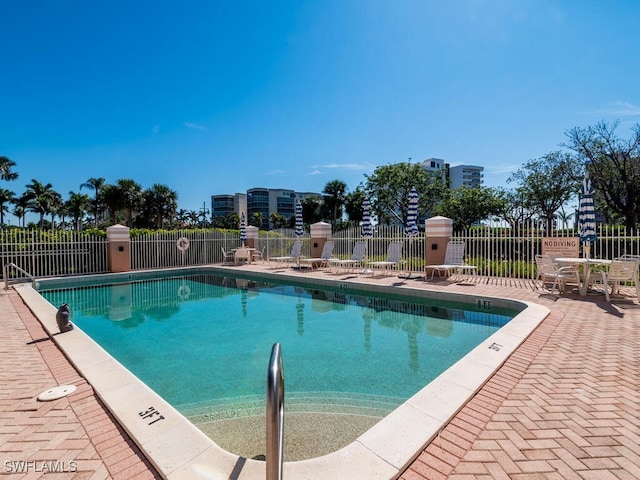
[2,1,639,224]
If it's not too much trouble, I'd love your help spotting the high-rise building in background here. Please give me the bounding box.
[212,188,321,230]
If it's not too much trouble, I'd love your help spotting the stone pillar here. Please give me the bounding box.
[106,224,131,273]
[246,225,259,249]
[310,222,331,258]
[424,216,453,271]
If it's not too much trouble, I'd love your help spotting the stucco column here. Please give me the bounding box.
[310,222,331,258]
[106,224,131,273]
[424,216,453,274]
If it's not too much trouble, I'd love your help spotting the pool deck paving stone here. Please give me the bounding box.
[1,264,639,479]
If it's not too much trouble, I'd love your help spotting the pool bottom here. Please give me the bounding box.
[18,266,550,480]
[198,412,380,461]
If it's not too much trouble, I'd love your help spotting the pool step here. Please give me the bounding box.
[178,391,403,423]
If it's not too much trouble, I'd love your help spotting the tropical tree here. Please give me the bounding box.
[270,212,288,229]
[23,179,59,229]
[66,191,91,230]
[437,186,507,231]
[47,191,64,230]
[364,162,446,226]
[564,120,640,232]
[115,179,143,227]
[249,212,264,229]
[498,189,537,233]
[322,180,347,230]
[141,184,178,228]
[0,188,16,225]
[344,187,368,223]
[300,197,323,225]
[506,151,582,232]
[12,194,30,227]
[0,156,18,181]
[80,177,106,227]
[101,184,124,224]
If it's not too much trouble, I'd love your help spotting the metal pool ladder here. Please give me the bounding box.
[266,342,284,480]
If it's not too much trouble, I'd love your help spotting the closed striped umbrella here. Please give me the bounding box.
[579,172,597,257]
[295,201,304,237]
[362,197,373,238]
[404,187,419,236]
[239,213,247,246]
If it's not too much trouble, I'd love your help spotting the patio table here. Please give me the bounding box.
[554,257,612,296]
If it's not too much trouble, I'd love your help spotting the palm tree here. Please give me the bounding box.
[0,188,16,225]
[66,191,91,230]
[101,184,123,224]
[115,179,143,227]
[0,156,18,181]
[144,184,178,228]
[23,179,59,229]
[322,179,347,230]
[12,194,30,227]
[80,177,106,227]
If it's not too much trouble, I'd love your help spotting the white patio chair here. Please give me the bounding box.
[251,245,266,263]
[328,240,368,273]
[591,258,640,302]
[299,241,335,269]
[535,254,580,293]
[234,247,250,265]
[221,247,235,266]
[367,241,404,275]
[269,240,303,267]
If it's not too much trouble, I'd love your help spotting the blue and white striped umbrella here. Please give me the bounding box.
[404,187,419,236]
[295,201,304,237]
[579,173,597,243]
[239,212,247,245]
[361,197,373,238]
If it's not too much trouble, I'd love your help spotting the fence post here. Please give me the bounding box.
[106,224,131,273]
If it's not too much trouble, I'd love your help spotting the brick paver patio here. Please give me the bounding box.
[1,267,639,479]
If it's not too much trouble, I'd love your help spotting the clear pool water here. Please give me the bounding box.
[39,273,518,458]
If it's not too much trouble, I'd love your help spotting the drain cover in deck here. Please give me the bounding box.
[37,385,76,401]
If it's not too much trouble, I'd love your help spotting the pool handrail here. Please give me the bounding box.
[3,262,37,290]
[266,342,284,480]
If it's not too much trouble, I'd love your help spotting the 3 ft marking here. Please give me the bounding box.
[139,407,165,425]
[488,342,503,351]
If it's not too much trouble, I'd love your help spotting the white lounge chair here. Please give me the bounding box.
[535,254,580,293]
[591,258,640,301]
[367,241,404,275]
[270,240,303,266]
[425,241,476,280]
[328,241,368,273]
[299,241,335,269]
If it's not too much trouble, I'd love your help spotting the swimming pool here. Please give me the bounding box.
[19,266,548,479]
[39,272,518,460]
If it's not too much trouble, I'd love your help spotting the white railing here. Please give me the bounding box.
[3,222,640,281]
[1,229,108,282]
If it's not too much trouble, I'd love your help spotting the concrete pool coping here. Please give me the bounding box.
[15,266,549,479]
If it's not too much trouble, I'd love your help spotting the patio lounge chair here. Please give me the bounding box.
[327,240,368,273]
[590,258,640,302]
[367,240,404,275]
[299,241,335,269]
[269,240,303,267]
[425,241,477,280]
[535,254,580,293]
